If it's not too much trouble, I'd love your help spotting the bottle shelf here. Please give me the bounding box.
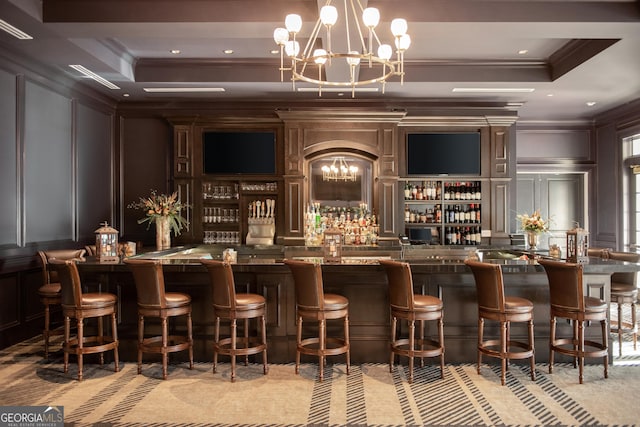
[401,179,483,246]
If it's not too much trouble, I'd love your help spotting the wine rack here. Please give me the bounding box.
[401,179,483,246]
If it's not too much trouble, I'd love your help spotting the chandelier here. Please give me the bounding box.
[273,0,411,97]
[321,157,358,182]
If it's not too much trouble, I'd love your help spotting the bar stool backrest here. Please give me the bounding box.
[608,251,640,287]
[465,260,505,312]
[378,260,415,311]
[539,260,584,311]
[284,260,325,311]
[38,249,86,285]
[200,259,236,310]
[49,259,83,308]
[124,259,168,309]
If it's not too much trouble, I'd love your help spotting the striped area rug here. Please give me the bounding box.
[1,336,640,426]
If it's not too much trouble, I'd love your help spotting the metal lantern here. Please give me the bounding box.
[566,227,589,263]
[95,222,120,263]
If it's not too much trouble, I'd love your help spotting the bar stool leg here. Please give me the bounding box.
[187,312,193,370]
[528,318,536,381]
[244,318,249,366]
[295,316,302,375]
[318,319,326,382]
[63,316,70,374]
[500,320,507,385]
[213,317,220,374]
[477,318,484,374]
[438,316,445,379]
[261,315,268,374]
[601,318,609,379]
[231,319,237,382]
[161,317,168,380]
[44,303,51,359]
[408,319,415,384]
[344,314,350,375]
[389,316,397,373]
[618,302,624,357]
[137,315,144,375]
[98,316,104,366]
[77,317,85,381]
[633,301,638,351]
[549,317,556,374]
[111,312,120,372]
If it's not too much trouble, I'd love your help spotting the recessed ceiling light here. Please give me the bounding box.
[452,87,535,93]
[518,49,528,55]
[143,87,225,93]
[69,65,120,89]
[170,49,181,54]
[270,49,279,55]
[586,101,597,106]
[0,19,33,40]
[123,93,130,97]
[223,49,234,54]
[547,93,554,97]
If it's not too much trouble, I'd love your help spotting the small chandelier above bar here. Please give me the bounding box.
[273,0,410,97]
[322,157,358,182]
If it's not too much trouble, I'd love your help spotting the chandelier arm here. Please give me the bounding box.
[343,0,352,53]
[349,0,368,54]
[302,18,324,60]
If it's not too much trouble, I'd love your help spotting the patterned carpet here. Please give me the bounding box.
[1,335,640,427]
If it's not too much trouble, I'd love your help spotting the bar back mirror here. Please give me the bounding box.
[309,155,372,209]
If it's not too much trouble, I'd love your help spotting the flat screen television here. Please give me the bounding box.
[203,131,276,174]
[407,132,481,175]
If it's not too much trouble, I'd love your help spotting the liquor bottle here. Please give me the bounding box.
[436,182,442,200]
[455,182,461,200]
[404,205,410,222]
[475,181,482,200]
[443,183,450,200]
[470,203,477,223]
[411,184,418,200]
[404,182,411,200]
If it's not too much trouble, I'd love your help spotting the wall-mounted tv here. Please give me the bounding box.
[203,131,276,174]
[407,132,481,175]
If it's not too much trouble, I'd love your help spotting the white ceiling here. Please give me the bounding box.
[1,0,639,121]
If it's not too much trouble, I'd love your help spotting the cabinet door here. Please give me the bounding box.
[517,173,585,249]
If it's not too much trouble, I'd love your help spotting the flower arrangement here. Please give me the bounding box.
[516,209,549,233]
[128,190,189,235]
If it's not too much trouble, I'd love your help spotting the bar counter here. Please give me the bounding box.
[76,245,640,364]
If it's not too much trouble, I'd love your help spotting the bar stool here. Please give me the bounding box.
[49,259,119,381]
[465,260,536,386]
[284,259,350,381]
[124,258,194,380]
[606,251,639,356]
[37,249,86,358]
[200,259,268,382]
[379,260,445,383]
[539,259,608,384]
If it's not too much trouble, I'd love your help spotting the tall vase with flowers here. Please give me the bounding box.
[516,209,549,250]
[128,190,189,251]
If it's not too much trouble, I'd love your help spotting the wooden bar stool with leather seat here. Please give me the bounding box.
[200,259,268,382]
[465,260,536,386]
[124,258,194,380]
[604,251,639,356]
[49,259,119,381]
[379,260,445,383]
[539,259,608,384]
[37,249,86,359]
[284,259,350,382]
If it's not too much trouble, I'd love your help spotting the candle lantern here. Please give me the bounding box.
[566,227,589,263]
[323,229,342,264]
[95,222,120,263]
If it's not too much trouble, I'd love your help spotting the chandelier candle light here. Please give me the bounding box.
[322,157,358,181]
[273,0,411,97]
